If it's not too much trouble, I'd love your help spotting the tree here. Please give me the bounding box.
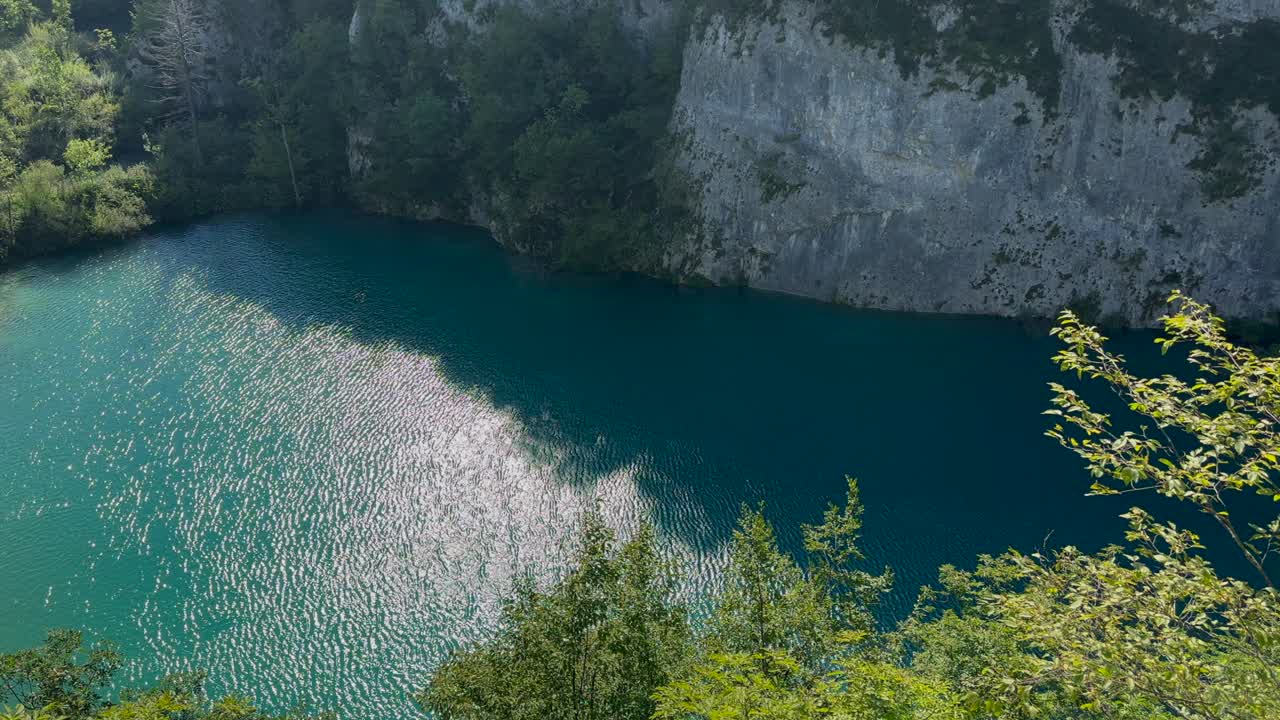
[63,137,108,174]
[50,0,70,32]
[706,479,890,667]
[0,630,121,718]
[276,18,350,203]
[81,164,152,236]
[133,0,211,165]
[653,651,819,720]
[8,160,71,242]
[705,505,831,665]
[803,478,895,638]
[0,705,67,720]
[893,295,1280,720]
[2,633,331,720]
[243,18,351,209]
[244,77,303,209]
[1,22,118,163]
[0,0,36,39]
[654,653,965,720]
[1047,292,1280,587]
[418,513,690,720]
[657,483,900,720]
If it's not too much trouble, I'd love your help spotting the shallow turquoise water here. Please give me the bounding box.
[2,212,1166,717]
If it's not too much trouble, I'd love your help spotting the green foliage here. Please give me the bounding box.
[286,0,353,24]
[361,2,694,269]
[1,633,330,720]
[0,5,149,264]
[655,481,905,720]
[802,479,894,636]
[63,137,108,174]
[418,513,690,720]
[653,651,819,720]
[269,18,352,204]
[0,631,121,718]
[0,705,67,720]
[240,16,351,209]
[0,159,152,260]
[706,505,831,663]
[145,119,253,221]
[901,513,1280,720]
[892,294,1280,720]
[704,480,890,667]
[0,21,117,163]
[343,0,699,267]
[82,164,153,236]
[67,1,134,34]
[121,0,352,219]
[654,651,965,720]
[421,482,895,720]
[0,0,36,39]
[51,0,71,32]
[348,0,462,216]
[1048,292,1280,587]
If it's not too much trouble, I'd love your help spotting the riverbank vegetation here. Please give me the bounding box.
[0,7,152,261]
[2,0,1279,268]
[5,296,1278,719]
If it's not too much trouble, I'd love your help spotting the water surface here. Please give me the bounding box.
[2,212,1161,717]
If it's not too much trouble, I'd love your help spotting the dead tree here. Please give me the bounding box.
[135,0,212,165]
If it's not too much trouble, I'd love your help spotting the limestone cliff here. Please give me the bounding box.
[666,1,1280,323]
[348,0,1280,324]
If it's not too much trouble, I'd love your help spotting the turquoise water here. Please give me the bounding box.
[2,212,1163,717]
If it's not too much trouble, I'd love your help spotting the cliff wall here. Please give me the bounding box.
[347,0,1280,323]
[665,1,1280,322]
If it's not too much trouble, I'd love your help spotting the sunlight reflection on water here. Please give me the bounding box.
[53,267,721,716]
[1,212,1167,720]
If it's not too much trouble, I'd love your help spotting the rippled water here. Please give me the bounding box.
[2,212,1165,717]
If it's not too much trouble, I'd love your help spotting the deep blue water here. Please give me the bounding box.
[1,211,1192,718]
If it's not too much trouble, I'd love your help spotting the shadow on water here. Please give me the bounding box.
[37,209,1261,610]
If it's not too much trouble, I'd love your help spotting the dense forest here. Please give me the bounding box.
[0,0,696,268]
[2,0,1279,270]
[4,296,1279,718]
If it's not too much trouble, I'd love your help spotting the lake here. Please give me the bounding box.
[1,211,1166,718]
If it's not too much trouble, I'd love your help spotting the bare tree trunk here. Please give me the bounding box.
[171,0,203,165]
[4,195,14,252]
[280,122,301,208]
[182,77,203,165]
[137,0,211,166]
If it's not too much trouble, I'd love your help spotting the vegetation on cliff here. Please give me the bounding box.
[0,6,151,261]
[2,0,1279,269]
[348,1,696,268]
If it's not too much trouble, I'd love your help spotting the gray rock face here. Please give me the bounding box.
[343,0,1280,324]
[665,2,1280,323]
[1201,0,1280,26]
